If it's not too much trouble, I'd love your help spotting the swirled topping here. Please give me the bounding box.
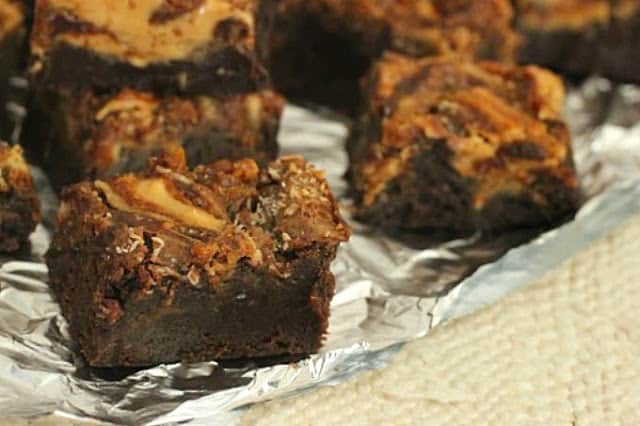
[0,143,34,194]
[62,88,283,178]
[57,149,350,285]
[32,0,255,67]
[516,0,610,31]
[355,53,577,211]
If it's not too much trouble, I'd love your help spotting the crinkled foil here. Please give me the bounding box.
[1,78,640,425]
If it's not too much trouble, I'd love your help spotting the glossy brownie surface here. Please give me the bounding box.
[47,150,350,366]
[349,53,580,233]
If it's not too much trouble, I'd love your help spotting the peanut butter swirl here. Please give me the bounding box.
[516,0,610,31]
[355,53,578,213]
[95,177,228,232]
[57,149,350,285]
[32,0,255,67]
[64,88,282,179]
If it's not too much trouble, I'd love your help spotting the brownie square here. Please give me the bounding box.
[0,0,28,141]
[30,0,274,96]
[265,0,521,114]
[348,53,580,233]
[0,142,41,252]
[515,0,610,77]
[24,87,284,189]
[46,149,350,367]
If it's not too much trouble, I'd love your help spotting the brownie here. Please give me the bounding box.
[0,0,27,141]
[0,142,41,252]
[30,0,274,97]
[24,87,284,189]
[348,53,580,234]
[265,0,521,114]
[46,149,351,367]
[515,0,609,77]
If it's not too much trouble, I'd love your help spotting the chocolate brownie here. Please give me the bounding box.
[515,0,610,77]
[0,142,41,252]
[348,53,580,234]
[30,0,274,96]
[46,149,350,367]
[0,0,27,141]
[24,88,284,189]
[265,0,521,114]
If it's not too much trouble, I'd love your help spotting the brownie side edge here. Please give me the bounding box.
[354,139,580,234]
[47,240,337,367]
[34,43,270,97]
[598,7,640,83]
[517,24,604,77]
[265,1,387,115]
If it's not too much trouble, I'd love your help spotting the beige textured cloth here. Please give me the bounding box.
[241,214,640,425]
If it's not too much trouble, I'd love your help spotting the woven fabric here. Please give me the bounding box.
[241,215,640,426]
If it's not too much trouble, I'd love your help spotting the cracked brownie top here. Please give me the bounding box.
[353,53,578,212]
[54,148,350,293]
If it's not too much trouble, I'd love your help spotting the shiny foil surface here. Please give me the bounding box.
[1,78,639,425]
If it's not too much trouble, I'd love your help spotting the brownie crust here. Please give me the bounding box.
[47,151,350,367]
[30,0,271,96]
[349,53,580,234]
[25,87,284,189]
[0,142,41,252]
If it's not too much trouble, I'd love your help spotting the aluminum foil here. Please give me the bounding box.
[1,78,639,425]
